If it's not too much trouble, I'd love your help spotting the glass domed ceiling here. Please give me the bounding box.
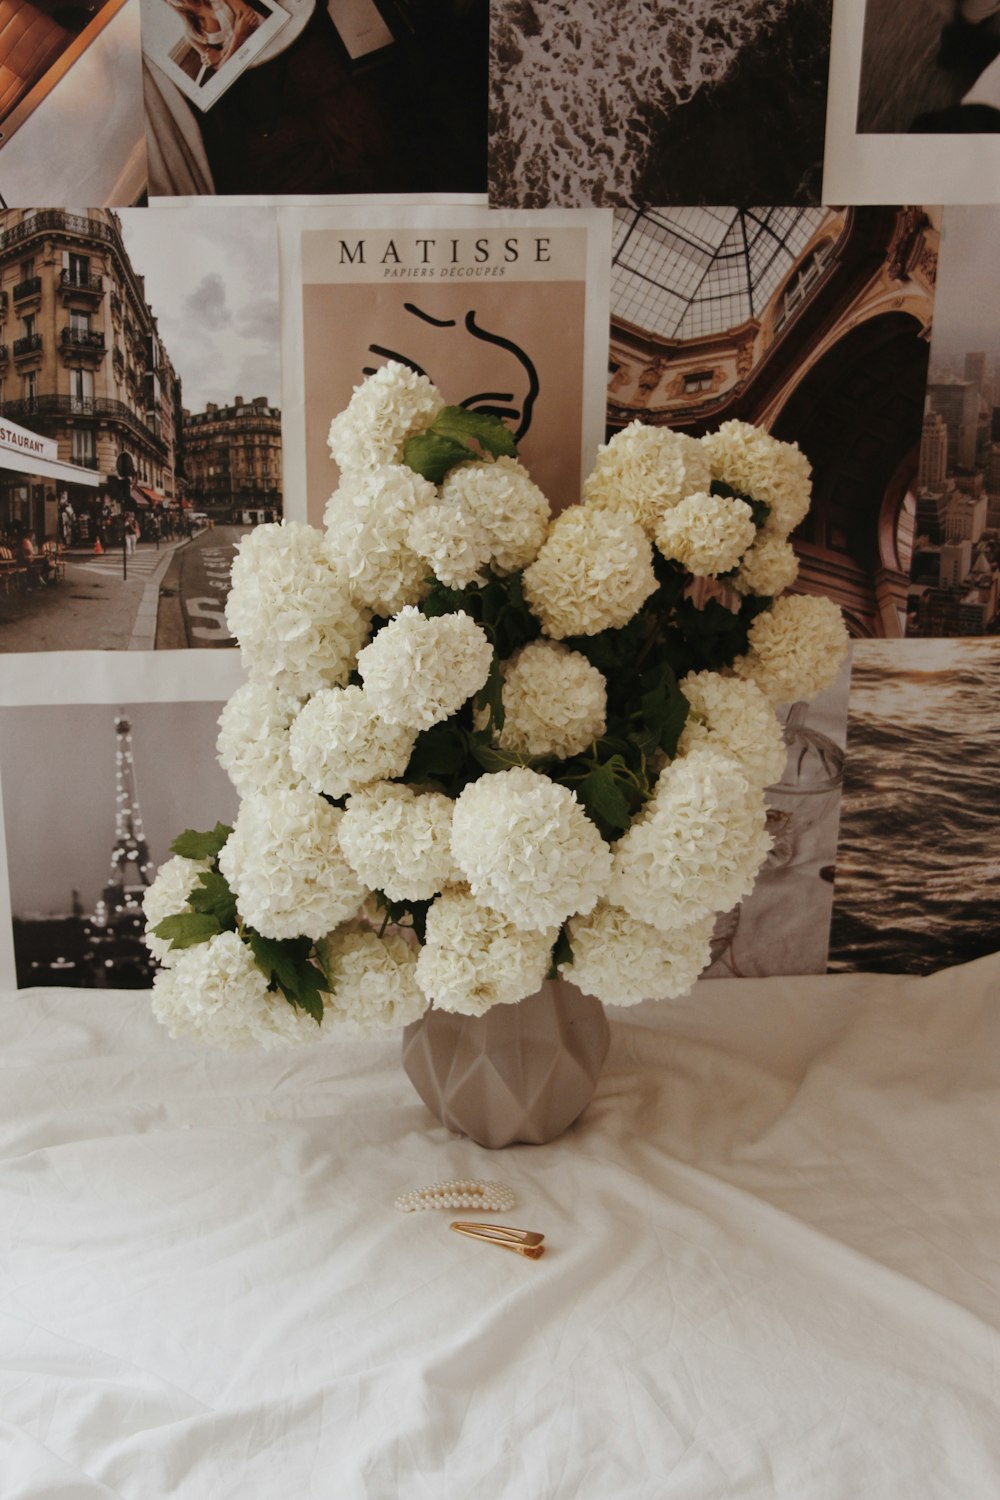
[611,207,831,341]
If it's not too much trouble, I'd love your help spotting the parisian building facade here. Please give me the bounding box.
[182,396,282,524]
[0,208,182,544]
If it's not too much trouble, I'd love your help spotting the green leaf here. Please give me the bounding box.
[674,597,753,671]
[151,911,222,949]
[575,761,631,833]
[547,924,574,980]
[245,930,328,1026]
[468,740,540,774]
[170,823,233,861]
[373,891,410,928]
[505,570,528,611]
[187,870,238,929]
[475,649,505,734]
[710,478,771,529]
[636,661,689,760]
[403,408,517,483]
[565,612,653,704]
[373,891,433,945]
[287,965,328,1027]
[402,431,473,484]
[492,573,541,658]
[419,571,539,663]
[405,720,474,790]
[649,548,691,601]
[710,478,739,501]
[747,497,772,529]
[594,732,639,763]
[430,406,517,460]
[420,578,474,618]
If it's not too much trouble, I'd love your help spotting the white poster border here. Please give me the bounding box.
[823,0,1000,204]
[0,650,244,708]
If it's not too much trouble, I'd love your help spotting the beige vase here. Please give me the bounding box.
[401,978,610,1149]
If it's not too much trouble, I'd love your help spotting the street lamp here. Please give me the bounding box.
[116,450,136,581]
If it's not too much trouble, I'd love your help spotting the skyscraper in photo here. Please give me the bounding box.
[927,380,980,470]
[964,350,987,392]
[918,409,948,489]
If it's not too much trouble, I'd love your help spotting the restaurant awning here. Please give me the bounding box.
[138,487,166,507]
[0,415,101,488]
[129,486,150,509]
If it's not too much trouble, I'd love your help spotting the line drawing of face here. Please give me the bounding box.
[362,303,541,442]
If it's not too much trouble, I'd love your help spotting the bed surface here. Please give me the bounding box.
[3,953,999,1498]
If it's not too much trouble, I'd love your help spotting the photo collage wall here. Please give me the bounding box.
[0,0,998,990]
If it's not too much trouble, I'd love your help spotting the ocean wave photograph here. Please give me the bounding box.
[828,637,1000,975]
[488,0,834,207]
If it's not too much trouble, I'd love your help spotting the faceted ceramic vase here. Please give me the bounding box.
[401,978,610,1148]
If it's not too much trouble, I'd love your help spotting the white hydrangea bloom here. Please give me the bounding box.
[654,491,757,577]
[439,456,549,574]
[701,421,812,538]
[583,421,713,535]
[450,767,612,932]
[678,671,787,790]
[318,922,428,1033]
[323,465,437,617]
[564,903,715,1006]
[219,789,367,941]
[609,748,771,932]
[142,854,212,966]
[733,594,850,704]
[338,783,460,902]
[522,507,657,640]
[226,522,369,696]
[216,681,304,797]
[289,686,415,800]
[483,640,607,760]
[357,606,493,730]
[731,534,800,597]
[327,361,444,474]
[407,502,492,589]
[415,887,556,1015]
[151,930,326,1050]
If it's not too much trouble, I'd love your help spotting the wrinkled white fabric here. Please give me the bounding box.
[2,953,1000,1498]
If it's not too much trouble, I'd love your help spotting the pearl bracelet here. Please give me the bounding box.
[394,1179,516,1213]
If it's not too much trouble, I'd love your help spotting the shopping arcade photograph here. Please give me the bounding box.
[605,203,939,638]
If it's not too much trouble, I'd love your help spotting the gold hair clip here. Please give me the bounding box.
[450,1221,545,1259]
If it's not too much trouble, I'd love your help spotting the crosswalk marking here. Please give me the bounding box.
[68,551,166,579]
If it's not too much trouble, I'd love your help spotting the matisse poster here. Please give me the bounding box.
[278,205,612,528]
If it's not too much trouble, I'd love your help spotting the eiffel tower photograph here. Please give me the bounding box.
[82,709,160,986]
[0,698,237,989]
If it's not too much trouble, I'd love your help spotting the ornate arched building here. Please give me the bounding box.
[607,206,940,637]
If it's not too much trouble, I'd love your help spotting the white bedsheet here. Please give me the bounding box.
[2,955,999,1499]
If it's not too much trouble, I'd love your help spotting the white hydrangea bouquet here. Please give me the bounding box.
[144,362,848,1050]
